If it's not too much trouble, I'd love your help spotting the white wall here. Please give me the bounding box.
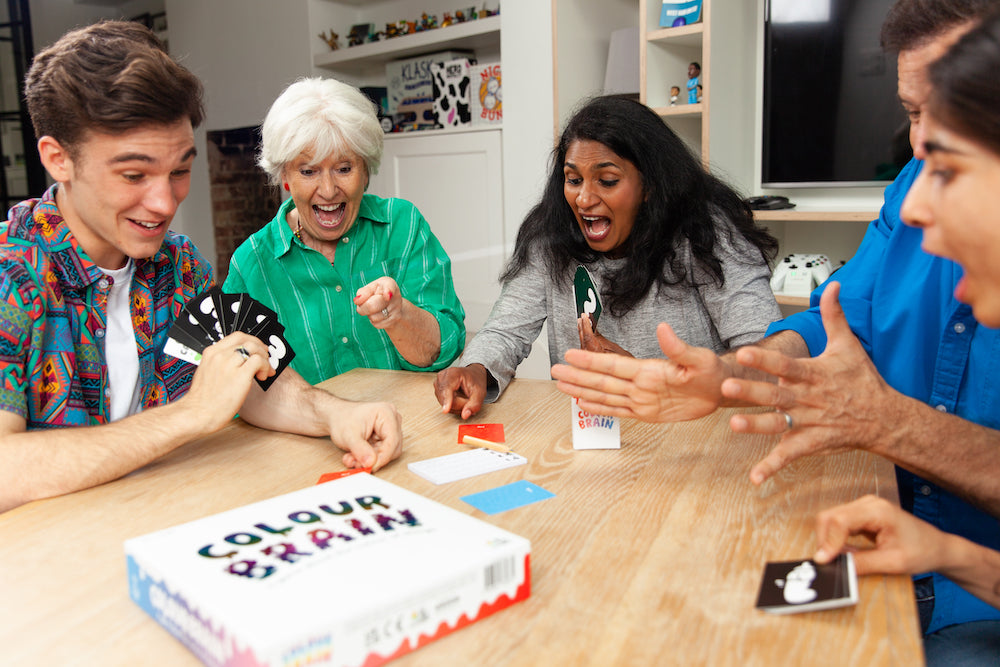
[165,0,314,267]
[28,0,164,50]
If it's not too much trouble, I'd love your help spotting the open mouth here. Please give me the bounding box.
[581,214,611,242]
[129,218,166,233]
[314,202,346,228]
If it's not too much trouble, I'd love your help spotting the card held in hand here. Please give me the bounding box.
[164,289,295,391]
[755,553,858,614]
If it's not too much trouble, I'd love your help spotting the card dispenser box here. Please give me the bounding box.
[386,50,474,116]
[660,0,703,27]
[470,62,502,127]
[126,473,530,667]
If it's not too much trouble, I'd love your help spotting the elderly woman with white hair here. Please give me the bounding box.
[223,77,465,383]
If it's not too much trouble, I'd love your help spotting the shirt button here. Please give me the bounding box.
[97,278,110,290]
[920,485,932,496]
[95,328,106,339]
[954,322,966,334]
[335,285,342,292]
[935,404,947,412]
[341,337,349,344]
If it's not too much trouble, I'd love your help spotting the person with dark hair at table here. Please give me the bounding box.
[0,21,402,514]
[435,95,779,417]
[551,0,1000,655]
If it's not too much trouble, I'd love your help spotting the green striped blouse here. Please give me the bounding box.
[223,194,465,384]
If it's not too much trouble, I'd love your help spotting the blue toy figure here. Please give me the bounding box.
[687,62,700,104]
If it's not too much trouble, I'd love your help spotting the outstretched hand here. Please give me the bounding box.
[721,283,900,484]
[551,321,731,422]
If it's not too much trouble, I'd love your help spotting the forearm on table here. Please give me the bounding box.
[0,400,214,512]
[871,398,1000,516]
[239,368,347,439]
[385,300,441,367]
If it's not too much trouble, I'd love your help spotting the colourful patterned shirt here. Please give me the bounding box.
[0,185,213,427]
[223,194,465,384]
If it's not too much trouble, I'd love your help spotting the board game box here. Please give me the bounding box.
[125,473,531,666]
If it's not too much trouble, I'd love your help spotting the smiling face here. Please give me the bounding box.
[563,139,644,257]
[902,114,1000,327]
[284,150,367,248]
[41,120,196,269]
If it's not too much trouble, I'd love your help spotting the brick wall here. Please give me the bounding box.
[206,126,281,282]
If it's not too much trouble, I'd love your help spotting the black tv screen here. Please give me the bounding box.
[762,0,912,187]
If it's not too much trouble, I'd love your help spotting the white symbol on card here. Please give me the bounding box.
[776,561,818,604]
[266,334,286,369]
[583,288,598,315]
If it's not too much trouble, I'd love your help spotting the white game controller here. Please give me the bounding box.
[770,254,835,296]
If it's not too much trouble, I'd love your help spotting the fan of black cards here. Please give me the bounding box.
[165,286,295,390]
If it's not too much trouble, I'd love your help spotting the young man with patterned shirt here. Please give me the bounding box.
[0,21,403,513]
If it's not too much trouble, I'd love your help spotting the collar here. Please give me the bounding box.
[6,184,163,289]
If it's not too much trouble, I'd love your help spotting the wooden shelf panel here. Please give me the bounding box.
[313,15,500,72]
[774,293,811,307]
[647,22,704,46]
[652,102,703,117]
[753,209,877,223]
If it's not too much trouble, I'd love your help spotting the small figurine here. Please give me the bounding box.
[670,85,680,106]
[687,61,701,104]
[416,13,438,31]
[455,10,467,23]
[480,3,499,17]
[696,84,703,103]
[384,22,401,39]
[348,23,371,46]
[441,12,454,27]
[318,30,339,51]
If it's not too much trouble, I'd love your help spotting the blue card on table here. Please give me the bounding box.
[461,480,554,515]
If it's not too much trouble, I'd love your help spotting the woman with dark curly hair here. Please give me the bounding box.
[434,96,780,418]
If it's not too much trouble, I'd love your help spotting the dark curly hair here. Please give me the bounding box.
[501,96,777,317]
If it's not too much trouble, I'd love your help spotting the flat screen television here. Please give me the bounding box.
[762,0,912,187]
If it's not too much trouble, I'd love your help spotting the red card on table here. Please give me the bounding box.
[317,467,372,484]
[457,423,505,443]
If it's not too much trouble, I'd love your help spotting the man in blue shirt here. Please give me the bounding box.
[551,0,1000,656]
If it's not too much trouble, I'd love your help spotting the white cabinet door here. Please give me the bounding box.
[368,129,505,334]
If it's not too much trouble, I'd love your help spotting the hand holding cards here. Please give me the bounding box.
[166,287,295,390]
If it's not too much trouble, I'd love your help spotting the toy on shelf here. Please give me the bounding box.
[347,23,372,46]
[441,12,454,27]
[416,13,438,31]
[318,30,339,51]
[670,85,680,106]
[687,61,700,104]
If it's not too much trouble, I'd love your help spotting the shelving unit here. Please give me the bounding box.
[640,1,710,162]
[313,14,500,75]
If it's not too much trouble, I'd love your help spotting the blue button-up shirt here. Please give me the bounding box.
[768,158,1000,634]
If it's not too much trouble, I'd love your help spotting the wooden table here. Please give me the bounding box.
[0,369,922,666]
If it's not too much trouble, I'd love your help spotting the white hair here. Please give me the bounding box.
[258,77,383,185]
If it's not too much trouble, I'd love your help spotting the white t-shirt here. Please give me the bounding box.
[99,260,142,421]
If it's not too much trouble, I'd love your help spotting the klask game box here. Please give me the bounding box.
[125,473,531,666]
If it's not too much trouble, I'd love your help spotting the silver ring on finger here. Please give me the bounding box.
[777,410,794,431]
[235,347,250,363]
[381,308,390,319]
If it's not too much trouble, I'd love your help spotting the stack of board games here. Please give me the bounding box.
[125,473,531,666]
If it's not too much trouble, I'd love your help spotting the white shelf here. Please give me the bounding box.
[753,209,877,223]
[314,15,500,73]
[383,124,502,140]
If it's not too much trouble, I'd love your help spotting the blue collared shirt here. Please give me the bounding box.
[768,158,1000,634]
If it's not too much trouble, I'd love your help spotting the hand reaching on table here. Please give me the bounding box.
[813,495,946,576]
[720,282,903,485]
[552,321,732,422]
[331,399,403,472]
[434,364,489,420]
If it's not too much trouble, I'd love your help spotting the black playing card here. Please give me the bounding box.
[186,286,225,342]
[755,553,858,614]
[218,292,245,336]
[249,316,296,390]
